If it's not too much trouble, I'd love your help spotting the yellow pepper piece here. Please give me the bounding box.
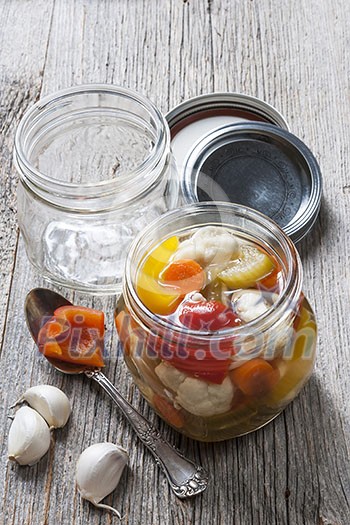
[141,236,179,275]
[136,236,182,315]
[264,299,316,406]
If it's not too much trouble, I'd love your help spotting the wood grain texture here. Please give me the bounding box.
[0,0,55,355]
[0,1,349,524]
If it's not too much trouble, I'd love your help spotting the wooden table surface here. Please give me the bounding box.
[0,1,349,524]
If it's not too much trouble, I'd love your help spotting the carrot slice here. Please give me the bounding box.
[54,305,105,336]
[115,311,129,349]
[115,310,139,356]
[44,318,68,338]
[153,394,185,428]
[38,318,67,358]
[38,306,105,368]
[230,358,279,396]
[160,259,205,295]
[256,264,281,292]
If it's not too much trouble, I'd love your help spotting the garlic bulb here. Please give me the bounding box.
[76,442,128,517]
[15,385,71,429]
[8,406,51,465]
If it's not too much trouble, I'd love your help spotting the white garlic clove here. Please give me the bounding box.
[76,442,128,517]
[8,406,51,466]
[15,385,71,429]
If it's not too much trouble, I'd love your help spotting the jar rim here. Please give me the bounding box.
[14,84,169,199]
[123,201,303,340]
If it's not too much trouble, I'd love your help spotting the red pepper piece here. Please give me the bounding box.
[179,300,241,331]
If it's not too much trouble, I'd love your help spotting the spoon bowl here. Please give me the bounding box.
[24,287,208,498]
[25,288,89,374]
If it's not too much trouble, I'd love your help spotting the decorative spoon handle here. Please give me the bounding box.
[86,369,208,498]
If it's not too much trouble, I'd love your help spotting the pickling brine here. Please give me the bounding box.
[116,203,317,441]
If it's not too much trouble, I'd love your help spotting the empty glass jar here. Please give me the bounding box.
[14,84,178,294]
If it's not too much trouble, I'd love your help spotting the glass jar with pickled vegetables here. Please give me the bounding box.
[115,203,317,442]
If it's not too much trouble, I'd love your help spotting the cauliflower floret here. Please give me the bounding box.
[154,362,187,392]
[232,289,270,322]
[176,376,234,417]
[173,226,240,268]
[171,238,198,261]
[155,361,234,417]
[189,292,206,302]
[231,333,267,362]
[266,320,295,358]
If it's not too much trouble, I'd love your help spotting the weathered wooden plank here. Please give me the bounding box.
[0,0,55,353]
[209,1,350,523]
[0,1,349,524]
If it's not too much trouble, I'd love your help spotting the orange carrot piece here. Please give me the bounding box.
[160,259,205,295]
[256,265,281,292]
[153,394,185,429]
[54,305,105,337]
[115,311,128,339]
[230,358,279,397]
[38,306,105,368]
[38,318,65,359]
[115,310,137,356]
[44,317,69,339]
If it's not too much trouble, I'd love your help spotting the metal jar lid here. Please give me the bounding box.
[166,93,289,170]
[180,122,322,243]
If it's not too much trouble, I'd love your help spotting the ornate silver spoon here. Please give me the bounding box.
[25,288,208,498]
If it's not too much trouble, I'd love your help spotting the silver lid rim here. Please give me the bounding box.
[181,122,322,244]
[166,92,290,131]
